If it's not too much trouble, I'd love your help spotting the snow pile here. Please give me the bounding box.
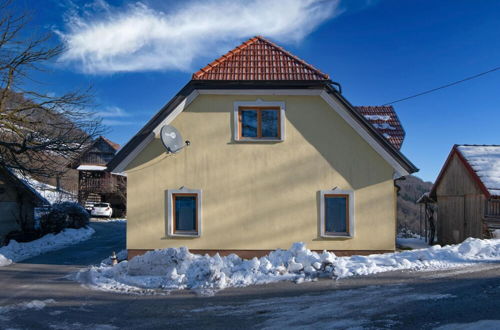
[456,145,500,196]
[0,227,95,266]
[77,238,500,295]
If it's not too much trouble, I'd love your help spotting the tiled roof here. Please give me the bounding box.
[100,136,121,151]
[192,36,330,81]
[354,106,405,150]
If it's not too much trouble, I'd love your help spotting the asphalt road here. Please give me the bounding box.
[0,221,499,329]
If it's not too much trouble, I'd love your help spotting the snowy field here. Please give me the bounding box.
[77,238,500,295]
[0,227,95,267]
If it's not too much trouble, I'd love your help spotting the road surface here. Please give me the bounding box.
[0,221,499,329]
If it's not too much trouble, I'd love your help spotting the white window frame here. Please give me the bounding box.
[167,187,202,237]
[233,99,285,142]
[320,189,354,238]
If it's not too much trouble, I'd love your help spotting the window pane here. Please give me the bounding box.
[261,110,279,137]
[325,196,347,233]
[175,195,197,231]
[241,110,258,137]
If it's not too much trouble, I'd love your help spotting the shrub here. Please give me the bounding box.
[41,202,90,234]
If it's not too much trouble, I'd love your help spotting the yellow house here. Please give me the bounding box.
[108,36,418,259]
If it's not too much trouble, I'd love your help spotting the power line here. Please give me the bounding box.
[383,66,500,105]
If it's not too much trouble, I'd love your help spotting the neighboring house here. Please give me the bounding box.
[71,136,126,216]
[107,36,418,258]
[430,145,500,244]
[0,167,49,245]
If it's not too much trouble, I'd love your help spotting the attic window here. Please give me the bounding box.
[233,100,285,142]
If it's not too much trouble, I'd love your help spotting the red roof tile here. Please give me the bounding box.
[100,136,121,151]
[354,106,406,150]
[192,36,330,81]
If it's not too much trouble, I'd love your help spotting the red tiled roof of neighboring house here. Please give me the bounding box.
[192,36,330,81]
[100,136,121,151]
[354,106,406,150]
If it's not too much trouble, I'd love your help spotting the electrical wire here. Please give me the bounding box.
[383,66,500,105]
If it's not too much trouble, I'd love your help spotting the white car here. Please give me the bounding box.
[91,203,113,218]
[84,202,94,213]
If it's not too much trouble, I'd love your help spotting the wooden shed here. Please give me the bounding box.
[430,145,500,245]
[0,167,49,245]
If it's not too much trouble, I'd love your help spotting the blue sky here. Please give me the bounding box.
[16,0,500,182]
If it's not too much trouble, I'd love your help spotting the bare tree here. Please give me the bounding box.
[0,0,102,178]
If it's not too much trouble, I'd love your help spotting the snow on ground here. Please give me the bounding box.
[91,218,126,223]
[397,230,430,249]
[0,227,95,267]
[0,299,56,321]
[397,237,430,249]
[76,238,500,295]
[435,320,500,330]
[190,284,456,329]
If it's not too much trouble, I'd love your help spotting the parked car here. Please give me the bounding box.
[91,203,113,218]
[84,201,94,213]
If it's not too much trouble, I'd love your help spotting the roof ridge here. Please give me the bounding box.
[192,36,330,81]
[254,36,329,80]
[192,37,260,79]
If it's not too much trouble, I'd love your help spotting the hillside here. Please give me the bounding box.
[397,175,433,234]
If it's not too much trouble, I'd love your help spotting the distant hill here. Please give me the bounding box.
[397,175,433,234]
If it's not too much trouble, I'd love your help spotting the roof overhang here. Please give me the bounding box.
[108,81,418,176]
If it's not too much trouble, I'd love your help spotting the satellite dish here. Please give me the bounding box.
[160,125,190,153]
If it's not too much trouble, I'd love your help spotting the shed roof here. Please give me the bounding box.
[0,167,50,206]
[431,144,500,199]
[354,106,405,150]
[457,145,500,197]
[192,36,330,81]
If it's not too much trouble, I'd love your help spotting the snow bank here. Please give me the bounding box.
[0,227,95,266]
[77,238,500,295]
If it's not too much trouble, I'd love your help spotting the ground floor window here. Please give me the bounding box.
[320,189,354,238]
[167,188,202,237]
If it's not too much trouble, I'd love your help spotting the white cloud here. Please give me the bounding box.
[94,106,136,126]
[95,106,130,118]
[58,0,340,74]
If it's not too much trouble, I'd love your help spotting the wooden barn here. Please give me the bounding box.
[430,145,500,245]
[0,167,49,245]
[71,136,127,216]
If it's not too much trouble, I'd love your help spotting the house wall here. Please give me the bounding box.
[435,153,485,244]
[125,94,397,254]
[0,172,36,244]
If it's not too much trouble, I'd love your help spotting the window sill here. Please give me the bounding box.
[321,233,353,239]
[169,232,200,238]
[234,137,284,143]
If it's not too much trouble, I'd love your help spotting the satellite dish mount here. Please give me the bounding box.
[160,125,190,154]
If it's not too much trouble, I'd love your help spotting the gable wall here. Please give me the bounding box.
[125,94,397,252]
[435,153,485,244]
[0,172,36,244]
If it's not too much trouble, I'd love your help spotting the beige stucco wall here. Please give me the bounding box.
[126,94,397,251]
